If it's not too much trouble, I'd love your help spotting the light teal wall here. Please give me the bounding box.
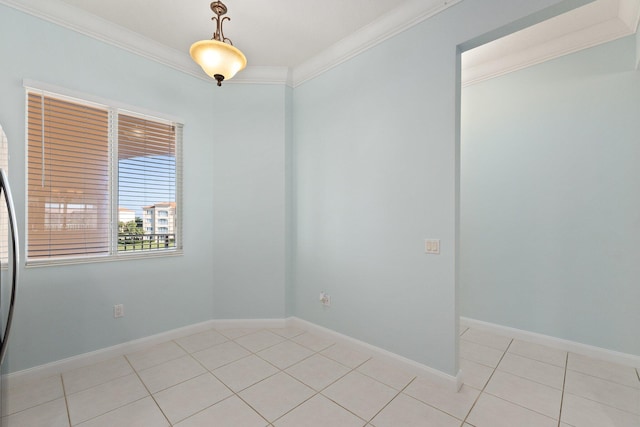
[0,4,288,372]
[0,0,598,377]
[460,35,640,355]
[285,86,295,318]
[292,0,588,375]
[211,83,288,319]
[636,29,640,70]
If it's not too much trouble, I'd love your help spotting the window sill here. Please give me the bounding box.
[25,249,184,268]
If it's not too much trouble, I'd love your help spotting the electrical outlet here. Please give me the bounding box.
[319,292,331,307]
[113,304,124,318]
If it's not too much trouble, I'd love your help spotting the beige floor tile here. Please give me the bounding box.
[213,354,279,392]
[126,341,187,372]
[497,352,565,389]
[192,340,251,371]
[174,329,228,353]
[567,353,640,389]
[4,375,64,415]
[75,397,169,427]
[269,327,305,339]
[291,332,335,352]
[404,377,479,420]
[137,355,206,393]
[67,373,148,425]
[320,344,371,368]
[460,341,504,368]
[466,393,557,427]
[461,329,512,351]
[371,393,461,427]
[357,358,416,390]
[286,354,350,391]
[153,373,232,424]
[239,372,315,422]
[560,393,640,427]
[508,340,567,367]
[274,394,365,427]
[235,330,286,353]
[63,357,133,395]
[484,370,561,419]
[322,371,398,421]
[257,340,314,369]
[564,370,640,415]
[460,358,494,390]
[174,395,267,427]
[1,398,68,427]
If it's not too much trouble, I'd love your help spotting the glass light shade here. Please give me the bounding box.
[190,39,247,82]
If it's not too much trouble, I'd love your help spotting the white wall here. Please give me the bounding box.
[460,35,640,356]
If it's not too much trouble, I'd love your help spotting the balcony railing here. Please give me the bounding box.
[118,233,175,251]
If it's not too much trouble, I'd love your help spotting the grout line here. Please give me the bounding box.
[365,376,416,424]
[557,352,569,427]
[59,374,72,427]
[123,354,174,426]
[460,338,513,425]
[469,338,573,423]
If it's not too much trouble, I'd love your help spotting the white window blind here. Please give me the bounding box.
[26,89,182,263]
[27,93,110,259]
[118,113,181,252]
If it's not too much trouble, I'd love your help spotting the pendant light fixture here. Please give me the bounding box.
[190,1,247,87]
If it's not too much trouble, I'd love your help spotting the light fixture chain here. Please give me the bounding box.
[211,2,233,45]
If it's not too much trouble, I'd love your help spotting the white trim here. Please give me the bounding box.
[288,317,460,391]
[229,66,291,87]
[461,0,640,87]
[460,317,640,369]
[3,0,639,88]
[0,0,459,88]
[291,0,462,87]
[24,249,184,269]
[23,79,185,124]
[210,318,287,329]
[618,0,640,31]
[3,317,460,392]
[3,319,218,383]
[462,16,636,87]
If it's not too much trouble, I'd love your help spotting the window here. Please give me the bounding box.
[26,89,182,263]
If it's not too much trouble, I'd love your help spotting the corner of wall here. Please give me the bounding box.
[284,85,295,318]
[636,29,640,71]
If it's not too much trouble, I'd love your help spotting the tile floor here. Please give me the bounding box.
[1,325,639,426]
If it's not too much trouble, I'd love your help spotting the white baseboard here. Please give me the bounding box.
[211,318,287,329]
[3,318,282,382]
[5,316,461,392]
[288,317,462,391]
[460,317,640,369]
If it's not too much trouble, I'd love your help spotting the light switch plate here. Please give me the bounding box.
[425,239,440,254]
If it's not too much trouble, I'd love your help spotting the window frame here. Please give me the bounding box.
[24,80,184,267]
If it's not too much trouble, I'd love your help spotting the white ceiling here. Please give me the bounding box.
[2,0,639,86]
[56,0,410,68]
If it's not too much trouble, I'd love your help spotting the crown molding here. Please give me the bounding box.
[462,0,640,87]
[0,0,459,88]
[291,0,462,87]
[462,16,636,87]
[0,0,290,86]
[3,0,637,88]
